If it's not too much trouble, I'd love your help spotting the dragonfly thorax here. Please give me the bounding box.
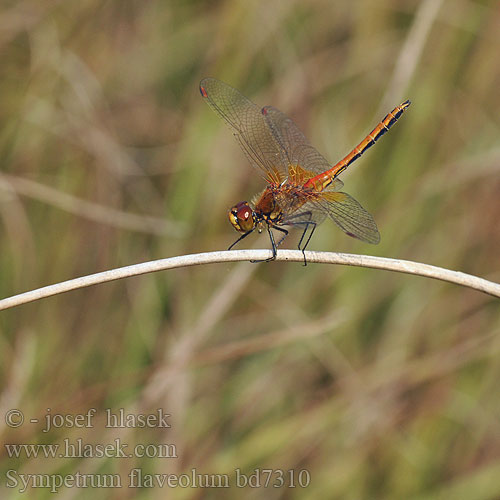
[228,201,256,233]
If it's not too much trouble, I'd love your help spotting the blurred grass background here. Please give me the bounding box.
[1,0,500,498]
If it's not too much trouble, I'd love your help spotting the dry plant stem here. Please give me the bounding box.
[0,250,499,311]
[378,0,444,111]
[0,174,184,237]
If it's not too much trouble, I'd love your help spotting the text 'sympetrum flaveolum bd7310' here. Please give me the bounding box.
[200,78,410,264]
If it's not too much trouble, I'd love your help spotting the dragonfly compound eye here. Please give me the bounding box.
[228,202,254,232]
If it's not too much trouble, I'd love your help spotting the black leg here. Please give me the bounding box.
[288,211,316,266]
[297,222,317,266]
[250,225,288,263]
[296,223,310,250]
[228,229,254,251]
[274,226,289,248]
[251,226,276,263]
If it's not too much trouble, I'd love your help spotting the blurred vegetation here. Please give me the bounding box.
[1,0,500,498]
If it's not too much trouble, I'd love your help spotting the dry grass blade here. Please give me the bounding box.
[0,174,185,237]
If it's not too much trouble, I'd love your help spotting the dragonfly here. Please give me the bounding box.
[199,77,410,264]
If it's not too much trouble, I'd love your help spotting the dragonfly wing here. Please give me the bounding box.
[315,191,380,244]
[200,78,288,183]
[262,105,337,178]
[281,205,328,226]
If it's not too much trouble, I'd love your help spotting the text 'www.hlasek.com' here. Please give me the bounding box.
[3,407,311,493]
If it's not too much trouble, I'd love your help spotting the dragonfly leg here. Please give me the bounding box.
[287,210,316,266]
[250,226,288,263]
[297,222,317,266]
[275,226,289,248]
[228,229,254,251]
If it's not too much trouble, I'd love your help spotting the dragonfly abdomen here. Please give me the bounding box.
[304,100,411,188]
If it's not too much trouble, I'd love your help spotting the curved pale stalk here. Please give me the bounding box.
[0,250,499,311]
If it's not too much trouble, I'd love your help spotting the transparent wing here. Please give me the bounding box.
[283,191,379,244]
[317,191,380,243]
[262,105,343,190]
[200,78,288,183]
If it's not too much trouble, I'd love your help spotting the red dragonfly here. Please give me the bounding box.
[200,78,410,263]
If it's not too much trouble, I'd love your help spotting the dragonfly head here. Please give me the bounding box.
[228,201,256,233]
